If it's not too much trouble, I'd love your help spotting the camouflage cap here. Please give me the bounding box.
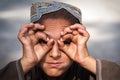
[31,1,82,23]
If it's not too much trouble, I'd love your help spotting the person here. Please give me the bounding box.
[0,1,120,80]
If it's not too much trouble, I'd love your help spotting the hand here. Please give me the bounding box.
[58,24,89,63]
[58,24,96,74]
[18,23,53,74]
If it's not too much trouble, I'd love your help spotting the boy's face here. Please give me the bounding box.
[39,18,73,77]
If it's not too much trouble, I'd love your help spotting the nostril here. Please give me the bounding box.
[49,52,61,59]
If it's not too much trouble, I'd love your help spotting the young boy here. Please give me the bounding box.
[0,1,120,80]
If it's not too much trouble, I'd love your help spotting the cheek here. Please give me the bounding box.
[61,53,73,65]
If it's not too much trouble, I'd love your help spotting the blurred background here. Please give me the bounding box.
[0,0,120,69]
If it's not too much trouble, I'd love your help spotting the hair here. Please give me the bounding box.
[35,8,81,25]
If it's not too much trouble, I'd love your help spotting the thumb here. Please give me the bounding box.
[35,39,54,61]
[57,40,68,53]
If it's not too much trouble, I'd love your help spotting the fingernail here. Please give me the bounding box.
[47,37,49,41]
[60,38,63,41]
[70,25,73,28]
[60,31,63,35]
[30,23,34,25]
[78,29,82,32]
[41,25,44,28]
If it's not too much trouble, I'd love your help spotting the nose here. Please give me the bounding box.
[49,41,61,59]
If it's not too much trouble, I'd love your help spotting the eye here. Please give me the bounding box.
[64,39,72,45]
[39,39,47,45]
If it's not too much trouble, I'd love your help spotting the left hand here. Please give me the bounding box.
[58,24,96,74]
[58,24,90,63]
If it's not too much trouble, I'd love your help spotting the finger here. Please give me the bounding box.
[70,23,86,30]
[18,27,28,40]
[58,40,76,57]
[61,34,73,41]
[35,39,54,61]
[64,42,76,54]
[34,23,45,32]
[60,27,73,36]
[35,32,48,42]
[78,29,90,37]
[20,23,34,32]
[18,28,31,45]
[28,29,38,45]
[58,40,68,53]
[72,30,79,35]
[18,23,34,39]
[47,39,54,48]
[29,34,38,45]
[58,40,64,48]
[28,29,34,35]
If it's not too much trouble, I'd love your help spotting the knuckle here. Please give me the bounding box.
[23,23,29,27]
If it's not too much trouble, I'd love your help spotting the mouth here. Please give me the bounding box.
[46,62,63,67]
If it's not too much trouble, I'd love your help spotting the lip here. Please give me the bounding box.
[46,62,63,67]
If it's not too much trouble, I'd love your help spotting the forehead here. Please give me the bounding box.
[42,18,71,40]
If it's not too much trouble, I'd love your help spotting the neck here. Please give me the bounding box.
[47,76,64,80]
[46,72,67,80]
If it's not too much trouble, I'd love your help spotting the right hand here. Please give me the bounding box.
[18,23,53,74]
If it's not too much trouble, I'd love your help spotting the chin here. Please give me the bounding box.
[44,69,65,77]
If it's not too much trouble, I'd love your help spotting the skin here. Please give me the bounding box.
[18,18,96,80]
[39,19,73,77]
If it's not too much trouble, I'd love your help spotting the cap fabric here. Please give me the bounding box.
[31,1,82,23]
